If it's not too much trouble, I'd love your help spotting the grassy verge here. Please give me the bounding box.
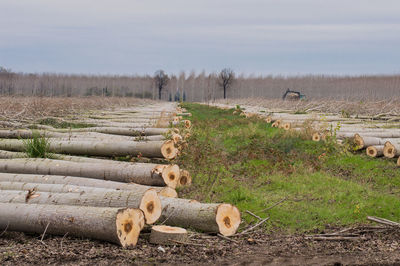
[177,103,400,233]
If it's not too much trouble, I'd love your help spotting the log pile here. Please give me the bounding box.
[231,103,400,167]
[0,102,241,248]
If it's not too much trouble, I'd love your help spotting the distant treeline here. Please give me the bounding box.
[0,68,399,101]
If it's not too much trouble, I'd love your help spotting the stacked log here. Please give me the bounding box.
[246,106,400,166]
[366,145,384,157]
[159,198,241,236]
[0,158,180,188]
[150,225,188,245]
[383,141,400,158]
[0,188,161,224]
[0,104,242,247]
[0,139,178,159]
[0,203,145,248]
[0,173,177,197]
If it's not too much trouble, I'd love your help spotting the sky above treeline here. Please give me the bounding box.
[1,0,400,76]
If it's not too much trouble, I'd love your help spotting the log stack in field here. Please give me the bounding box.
[225,102,400,167]
[0,102,242,248]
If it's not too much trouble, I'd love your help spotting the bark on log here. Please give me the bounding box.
[342,132,400,138]
[0,173,177,198]
[0,181,128,193]
[0,158,180,188]
[0,129,65,139]
[159,197,241,236]
[43,127,169,137]
[366,145,384,157]
[0,129,153,142]
[0,150,27,159]
[0,188,161,224]
[353,134,397,150]
[52,135,166,142]
[0,203,144,247]
[72,122,155,128]
[177,112,191,116]
[0,139,178,159]
[149,225,188,245]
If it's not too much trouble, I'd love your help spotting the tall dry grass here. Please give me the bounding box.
[0,97,154,122]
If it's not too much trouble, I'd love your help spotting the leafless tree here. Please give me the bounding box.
[0,67,398,101]
[154,70,169,100]
[0,66,15,95]
[218,68,235,99]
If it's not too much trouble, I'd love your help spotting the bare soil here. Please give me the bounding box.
[1,226,399,265]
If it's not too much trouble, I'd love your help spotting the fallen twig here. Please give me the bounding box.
[0,222,9,237]
[257,197,287,213]
[245,210,262,221]
[39,222,50,245]
[60,232,69,249]
[367,216,400,227]
[234,217,270,236]
[305,236,364,241]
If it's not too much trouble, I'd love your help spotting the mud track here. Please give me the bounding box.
[1,226,399,265]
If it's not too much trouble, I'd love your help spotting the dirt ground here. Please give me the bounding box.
[1,226,399,265]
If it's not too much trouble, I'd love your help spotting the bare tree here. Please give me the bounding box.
[154,70,169,100]
[218,68,235,99]
[0,66,15,95]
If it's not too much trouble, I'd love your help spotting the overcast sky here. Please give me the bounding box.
[1,0,400,75]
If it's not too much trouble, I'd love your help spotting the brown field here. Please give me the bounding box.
[1,97,400,265]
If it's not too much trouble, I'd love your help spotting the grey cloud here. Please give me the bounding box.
[0,0,399,74]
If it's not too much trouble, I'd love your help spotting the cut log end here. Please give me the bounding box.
[282,122,291,131]
[265,117,272,123]
[397,157,400,167]
[172,128,180,134]
[216,203,241,236]
[383,142,395,158]
[312,132,321,142]
[271,122,279,128]
[172,134,183,144]
[177,170,192,187]
[161,140,178,160]
[162,164,180,188]
[149,225,188,245]
[354,134,364,149]
[115,208,145,248]
[158,187,178,198]
[183,120,192,129]
[366,146,377,157]
[140,189,162,224]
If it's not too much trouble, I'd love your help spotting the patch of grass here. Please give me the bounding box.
[294,110,307,114]
[177,103,400,232]
[23,131,50,158]
[38,118,95,128]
